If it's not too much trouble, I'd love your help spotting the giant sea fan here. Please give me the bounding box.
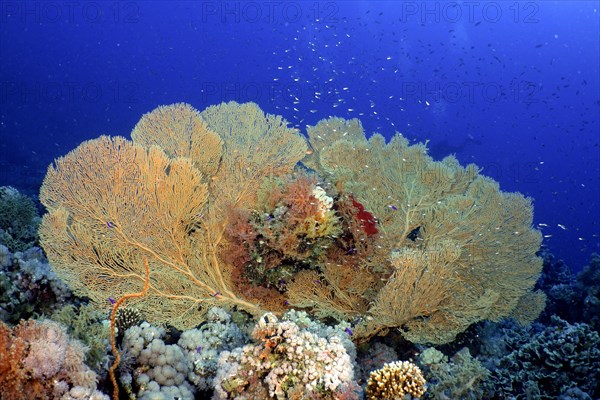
[38,102,544,344]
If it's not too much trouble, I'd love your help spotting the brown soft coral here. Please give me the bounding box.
[0,321,29,398]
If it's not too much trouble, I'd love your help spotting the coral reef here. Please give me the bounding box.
[177,307,248,391]
[356,341,399,383]
[114,307,143,335]
[113,307,359,399]
[419,347,447,366]
[223,172,380,315]
[419,347,489,400]
[115,307,248,398]
[37,101,543,345]
[486,316,600,398]
[536,251,600,330]
[0,318,107,400]
[50,303,111,374]
[0,186,40,252]
[38,102,306,330]
[0,243,72,323]
[1,101,598,399]
[224,173,343,309]
[577,253,600,330]
[297,117,544,343]
[120,321,194,399]
[212,312,361,399]
[365,360,426,399]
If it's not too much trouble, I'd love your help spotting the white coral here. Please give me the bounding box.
[213,313,357,399]
[123,322,193,400]
[312,185,333,216]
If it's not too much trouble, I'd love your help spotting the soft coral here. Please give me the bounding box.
[0,319,99,400]
[349,195,378,236]
[281,173,321,224]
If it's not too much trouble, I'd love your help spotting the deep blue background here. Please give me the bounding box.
[1,1,598,271]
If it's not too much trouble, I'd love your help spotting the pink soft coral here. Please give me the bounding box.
[0,319,100,400]
[281,173,320,224]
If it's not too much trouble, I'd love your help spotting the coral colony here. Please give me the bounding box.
[1,102,598,399]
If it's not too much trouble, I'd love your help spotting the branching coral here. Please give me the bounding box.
[365,360,426,399]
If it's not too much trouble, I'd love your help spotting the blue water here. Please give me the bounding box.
[1,1,598,271]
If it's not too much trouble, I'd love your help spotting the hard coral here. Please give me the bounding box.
[213,312,360,400]
[489,316,600,398]
[0,186,40,252]
[365,360,426,400]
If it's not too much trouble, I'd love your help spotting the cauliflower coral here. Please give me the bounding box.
[212,312,362,399]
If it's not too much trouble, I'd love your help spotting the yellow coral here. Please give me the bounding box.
[296,210,341,239]
[290,117,544,344]
[131,102,223,177]
[38,102,543,341]
[366,360,427,399]
[200,101,308,211]
[38,102,306,330]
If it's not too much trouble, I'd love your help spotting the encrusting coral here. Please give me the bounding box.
[38,101,544,345]
[365,360,426,399]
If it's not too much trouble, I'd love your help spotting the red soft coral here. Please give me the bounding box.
[349,195,378,236]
